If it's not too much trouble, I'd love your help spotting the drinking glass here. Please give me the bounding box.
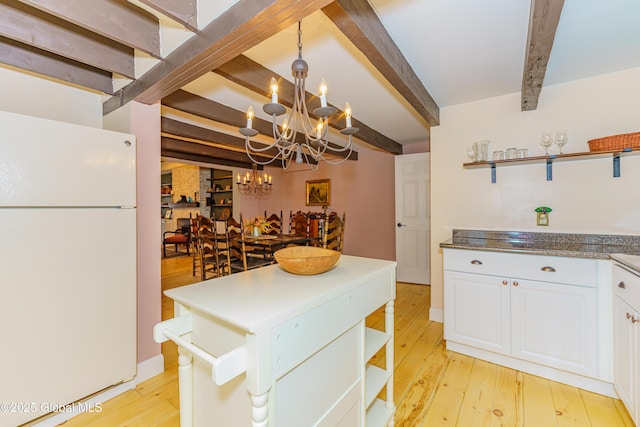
[540,132,553,155]
[555,130,568,154]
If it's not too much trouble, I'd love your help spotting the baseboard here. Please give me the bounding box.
[136,353,165,384]
[429,307,443,323]
[31,354,165,427]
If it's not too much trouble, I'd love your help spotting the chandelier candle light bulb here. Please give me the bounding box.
[345,102,352,128]
[319,78,328,108]
[270,77,279,103]
[246,106,254,129]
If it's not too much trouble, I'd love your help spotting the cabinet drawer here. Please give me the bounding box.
[443,249,598,287]
[613,263,640,311]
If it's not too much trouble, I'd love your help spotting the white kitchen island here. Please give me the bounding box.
[154,255,397,427]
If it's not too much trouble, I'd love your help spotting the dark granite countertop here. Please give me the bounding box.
[440,229,640,260]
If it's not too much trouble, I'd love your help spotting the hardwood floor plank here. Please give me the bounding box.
[80,392,177,427]
[550,380,592,426]
[522,373,558,426]
[394,344,451,426]
[393,320,444,401]
[490,367,524,427]
[581,389,632,427]
[420,352,475,425]
[613,398,636,427]
[456,358,499,426]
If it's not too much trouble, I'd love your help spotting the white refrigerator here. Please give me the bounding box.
[0,111,137,426]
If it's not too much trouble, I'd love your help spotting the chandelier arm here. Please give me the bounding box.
[314,136,354,165]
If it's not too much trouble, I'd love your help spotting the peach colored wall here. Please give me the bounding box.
[105,102,162,363]
[253,145,397,261]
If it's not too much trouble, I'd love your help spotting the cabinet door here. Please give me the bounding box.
[444,271,510,354]
[613,295,636,422]
[511,279,598,377]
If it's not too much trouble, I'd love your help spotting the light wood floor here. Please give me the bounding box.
[59,254,634,427]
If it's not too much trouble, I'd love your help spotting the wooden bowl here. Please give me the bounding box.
[274,246,341,275]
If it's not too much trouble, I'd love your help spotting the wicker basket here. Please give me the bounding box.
[587,132,640,152]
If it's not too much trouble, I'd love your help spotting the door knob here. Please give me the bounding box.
[397,223,407,227]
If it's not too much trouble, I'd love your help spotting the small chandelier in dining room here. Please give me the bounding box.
[236,163,272,195]
[239,21,358,169]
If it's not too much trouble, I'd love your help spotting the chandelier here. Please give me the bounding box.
[236,163,272,195]
[239,21,358,169]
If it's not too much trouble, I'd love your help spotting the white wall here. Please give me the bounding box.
[0,66,102,127]
[431,66,640,316]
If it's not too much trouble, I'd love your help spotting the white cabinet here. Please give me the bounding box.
[511,278,597,375]
[154,255,396,427]
[444,271,510,354]
[444,249,612,396]
[613,262,640,424]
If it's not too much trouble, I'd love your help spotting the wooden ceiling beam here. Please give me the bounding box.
[162,90,354,161]
[521,0,565,111]
[103,0,335,115]
[214,55,402,155]
[322,0,439,127]
[0,36,113,93]
[139,0,198,32]
[161,136,256,169]
[160,148,251,169]
[161,116,282,160]
[0,0,134,78]
[15,0,161,58]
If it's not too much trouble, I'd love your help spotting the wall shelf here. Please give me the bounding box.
[208,175,233,181]
[463,147,640,183]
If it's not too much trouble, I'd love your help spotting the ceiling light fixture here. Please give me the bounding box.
[236,163,272,195]
[239,21,358,169]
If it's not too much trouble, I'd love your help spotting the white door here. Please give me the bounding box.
[395,153,430,284]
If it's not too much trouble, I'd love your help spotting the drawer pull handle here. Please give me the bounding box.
[541,266,556,272]
[513,281,519,287]
[470,260,483,265]
[502,280,508,286]
[618,281,626,289]
[628,313,639,324]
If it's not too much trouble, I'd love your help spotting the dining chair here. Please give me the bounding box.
[162,217,191,257]
[239,212,272,261]
[211,219,233,277]
[198,217,223,280]
[190,213,204,277]
[264,210,283,235]
[289,210,309,236]
[227,215,275,273]
[323,211,346,253]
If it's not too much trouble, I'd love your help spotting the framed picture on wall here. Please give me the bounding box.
[306,179,330,206]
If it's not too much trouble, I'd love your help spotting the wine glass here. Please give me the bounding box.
[555,130,568,154]
[540,131,553,155]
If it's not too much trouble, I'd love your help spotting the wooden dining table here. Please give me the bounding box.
[242,233,315,250]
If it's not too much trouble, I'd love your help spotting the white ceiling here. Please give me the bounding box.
[183,0,640,147]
